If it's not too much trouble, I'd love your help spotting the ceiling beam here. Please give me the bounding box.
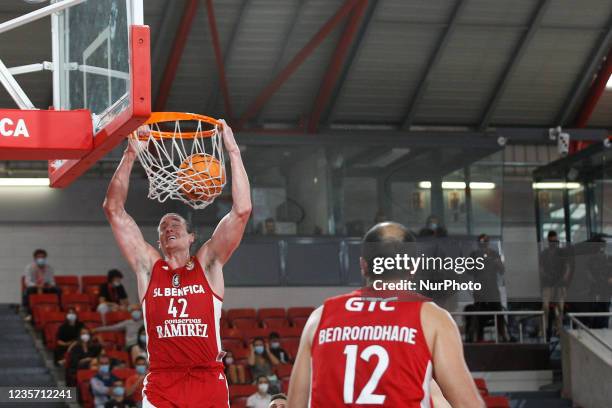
[151,0,184,102]
[154,0,199,111]
[205,0,252,118]
[400,0,466,130]
[556,12,612,126]
[205,0,234,120]
[574,49,612,127]
[323,0,379,126]
[236,0,359,129]
[345,147,391,167]
[255,0,307,124]
[308,0,368,133]
[478,0,551,129]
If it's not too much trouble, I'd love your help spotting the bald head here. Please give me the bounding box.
[361,221,415,281]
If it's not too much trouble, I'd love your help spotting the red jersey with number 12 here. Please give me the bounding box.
[141,257,224,371]
[311,289,433,407]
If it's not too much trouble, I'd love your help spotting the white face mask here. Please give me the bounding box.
[80,334,90,343]
[225,357,234,365]
[258,383,269,394]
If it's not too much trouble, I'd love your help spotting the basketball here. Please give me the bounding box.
[177,153,225,202]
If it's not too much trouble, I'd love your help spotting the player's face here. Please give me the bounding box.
[158,214,194,253]
[270,399,287,408]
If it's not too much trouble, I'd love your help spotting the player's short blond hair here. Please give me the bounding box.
[157,213,193,234]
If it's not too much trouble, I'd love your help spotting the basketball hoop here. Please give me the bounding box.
[130,112,226,210]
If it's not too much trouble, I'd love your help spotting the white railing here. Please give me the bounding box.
[567,313,612,354]
[451,310,546,344]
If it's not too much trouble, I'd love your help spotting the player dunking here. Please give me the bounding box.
[288,222,484,408]
[103,120,250,408]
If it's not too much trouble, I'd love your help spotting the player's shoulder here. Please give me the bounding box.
[421,301,457,331]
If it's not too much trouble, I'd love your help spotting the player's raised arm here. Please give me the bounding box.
[287,306,322,408]
[103,141,159,286]
[197,120,251,269]
[422,302,485,408]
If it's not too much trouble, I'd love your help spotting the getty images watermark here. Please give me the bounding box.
[370,253,486,292]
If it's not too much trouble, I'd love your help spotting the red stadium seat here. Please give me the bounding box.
[84,285,101,308]
[281,380,289,394]
[474,378,488,395]
[242,328,272,343]
[280,339,299,358]
[81,276,106,307]
[484,396,510,408]
[112,367,136,379]
[257,308,286,320]
[54,275,80,294]
[105,310,131,325]
[232,318,259,329]
[229,384,256,400]
[275,363,293,381]
[232,347,250,365]
[261,317,290,328]
[220,317,230,329]
[44,322,63,350]
[30,293,59,306]
[76,369,96,407]
[227,308,256,321]
[287,307,314,320]
[291,316,308,329]
[79,311,102,327]
[106,350,130,366]
[97,331,123,350]
[62,293,91,311]
[276,327,303,339]
[231,398,248,408]
[223,338,244,350]
[32,303,60,330]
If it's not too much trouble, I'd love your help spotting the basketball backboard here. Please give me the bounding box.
[48,0,150,187]
[0,0,150,187]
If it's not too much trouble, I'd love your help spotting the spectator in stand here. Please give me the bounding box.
[268,332,290,364]
[54,307,84,364]
[97,269,129,315]
[65,327,102,386]
[246,375,272,408]
[418,215,447,238]
[125,356,147,407]
[269,393,287,408]
[104,379,135,408]
[223,350,246,384]
[129,326,148,365]
[262,218,276,235]
[93,305,143,350]
[248,337,280,393]
[23,249,61,320]
[90,355,119,408]
[539,230,569,338]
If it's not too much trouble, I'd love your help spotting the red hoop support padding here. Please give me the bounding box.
[0,109,92,160]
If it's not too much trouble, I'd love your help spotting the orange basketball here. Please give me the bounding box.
[177,154,225,201]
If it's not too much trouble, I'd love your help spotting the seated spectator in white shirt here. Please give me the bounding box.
[93,305,143,349]
[247,375,272,408]
[23,249,61,318]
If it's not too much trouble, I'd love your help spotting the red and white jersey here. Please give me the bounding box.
[141,257,224,371]
[311,289,433,408]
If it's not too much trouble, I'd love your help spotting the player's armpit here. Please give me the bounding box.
[422,302,485,408]
[288,306,322,408]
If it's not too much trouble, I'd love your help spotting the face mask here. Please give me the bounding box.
[35,258,46,267]
[80,334,90,343]
[254,345,265,355]
[429,223,438,230]
[258,383,269,394]
[131,311,142,320]
[66,313,77,322]
[270,341,280,349]
[135,365,146,375]
[99,364,110,374]
[139,334,147,343]
[112,386,125,397]
[97,303,109,314]
[113,281,121,287]
[225,357,234,365]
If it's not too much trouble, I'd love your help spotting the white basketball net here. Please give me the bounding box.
[129,114,226,210]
